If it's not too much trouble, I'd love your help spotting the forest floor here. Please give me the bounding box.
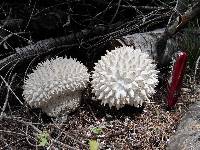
[0,69,199,150]
[0,0,200,150]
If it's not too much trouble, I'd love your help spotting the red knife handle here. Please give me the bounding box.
[167,51,188,108]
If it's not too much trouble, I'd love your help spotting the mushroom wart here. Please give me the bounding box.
[23,57,89,117]
[91,46,159,109]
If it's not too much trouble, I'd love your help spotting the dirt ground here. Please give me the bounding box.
[0,0,199,149]
[0,70,199,149]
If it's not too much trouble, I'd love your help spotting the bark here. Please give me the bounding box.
[0,0,199,70]
[0,30,89,70]
[156,0,200,65]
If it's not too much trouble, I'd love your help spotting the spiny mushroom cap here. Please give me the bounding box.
[91,46,159,109]
[23,57,89,112]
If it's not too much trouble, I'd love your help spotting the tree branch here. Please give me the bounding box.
[156,1,200,65]
[167,1,200,36]
[0,30,89,70]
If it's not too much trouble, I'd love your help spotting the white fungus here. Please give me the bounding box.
[23,57,89,117]
[91,46,159,109]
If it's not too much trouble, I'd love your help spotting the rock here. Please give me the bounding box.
[117,28,180,66]
[167,101,200,150]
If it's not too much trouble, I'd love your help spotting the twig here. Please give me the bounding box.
[0,31,27,45]
[0,30,89,70]
[24,0,37,31]
[25,125,38,148]
[0,59,19,90]
[50,119,89,149]
[3,115,81,149]
[166,1,200,36]
[0,26,31,43]
[156,1,200,65]
[62,131,89,148]
[109,0,122,24]
[194,55,200,82]
[0,54,19,70]
[0,137,11,150]
[0,129,33,137]
[90,14,170,49]
[51,139,77,150]
[0,74,16,119]
[0,75,23,105]
[120,5,166,10]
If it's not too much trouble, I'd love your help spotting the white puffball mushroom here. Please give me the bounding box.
[91,46,159,109]
[23,57,89,117]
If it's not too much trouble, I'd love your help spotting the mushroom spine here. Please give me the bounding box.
[23,57,89,117]
[91,46,159,109]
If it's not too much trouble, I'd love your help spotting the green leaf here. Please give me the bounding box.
[37,131,49,147]
[89,140,99,150]
[91,127,103,135]
[38,137,48,147]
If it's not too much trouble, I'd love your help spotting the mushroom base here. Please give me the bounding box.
[41,91,82,117]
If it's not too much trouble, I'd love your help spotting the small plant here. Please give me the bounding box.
[89,139,99,150]
[91,127,103,135]
[88,126,103,150]
[37,131,50,147]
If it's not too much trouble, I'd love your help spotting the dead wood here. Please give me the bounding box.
[167,1,200,36]
[156,0,200,65]
[0,30,89,70]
